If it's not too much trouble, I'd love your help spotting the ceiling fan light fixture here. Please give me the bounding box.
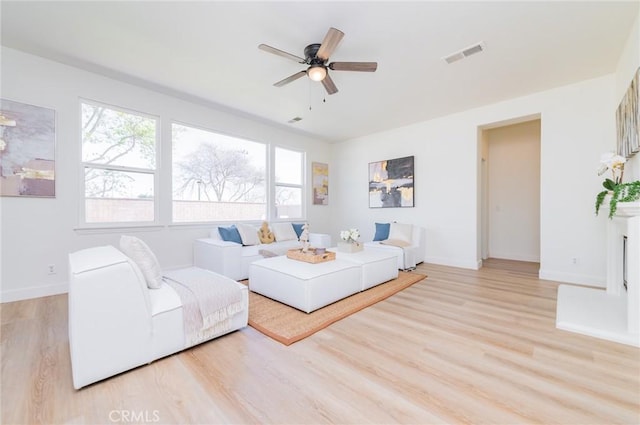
[307,65,327,82]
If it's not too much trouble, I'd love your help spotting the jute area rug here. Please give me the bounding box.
[244,271,427,346]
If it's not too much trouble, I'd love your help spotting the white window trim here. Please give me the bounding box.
[170,120,271,224]
[79,99,161,228]
[272,145,306,222]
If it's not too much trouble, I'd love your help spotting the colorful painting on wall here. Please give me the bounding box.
[312,162,329,205]
[0,99,56,197]
[616,67,639,159]
[369,155,414,208]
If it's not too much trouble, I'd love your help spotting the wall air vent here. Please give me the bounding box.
[287,117,303,124]
[443,41,486,64]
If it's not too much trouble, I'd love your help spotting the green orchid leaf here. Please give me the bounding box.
[603,179,616,191]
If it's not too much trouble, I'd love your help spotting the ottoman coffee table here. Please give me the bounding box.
[249,255,361,313]
[328,248,399,290]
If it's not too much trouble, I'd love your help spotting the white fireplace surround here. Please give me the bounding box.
[556,202,640,347]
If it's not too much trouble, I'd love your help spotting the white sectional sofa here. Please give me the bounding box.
[194,223,331,280]
[68,244,248,389]
[364,223,426,270]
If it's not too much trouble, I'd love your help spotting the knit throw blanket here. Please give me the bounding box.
[163,267,244,347]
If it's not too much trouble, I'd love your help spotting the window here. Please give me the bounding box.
[81,102,158,224]
[172,124,267,222]
[274,147,304,219]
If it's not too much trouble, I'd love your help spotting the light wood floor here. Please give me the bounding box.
[2,260,639,424]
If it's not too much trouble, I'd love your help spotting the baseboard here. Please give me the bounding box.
[489,251,540,263]
[425,256,481,270]
[1,282,69,303]
[538,269,606,288]
[0,263,194,304]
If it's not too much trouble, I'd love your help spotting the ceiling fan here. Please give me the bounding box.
[258,27,377,95]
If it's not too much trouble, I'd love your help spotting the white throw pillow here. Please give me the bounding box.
[237,223,260,246]
[119,235,163,289]
[271,223,298,242]
[388,222,413,245]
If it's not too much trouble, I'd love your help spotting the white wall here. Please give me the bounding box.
[0,47,332,302]
[487,120,541,262]
[332,75,615,285]
[328,9,638,284]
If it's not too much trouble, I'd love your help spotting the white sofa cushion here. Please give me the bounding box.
[120,235,163,289]
[272,223,298,242]
[388,222,413,244]
[237,223,260,246]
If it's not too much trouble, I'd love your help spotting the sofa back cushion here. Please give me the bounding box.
[120,236,163,289]
[388,222,413,244]
[209,227,222,240]
[271,223,298,242]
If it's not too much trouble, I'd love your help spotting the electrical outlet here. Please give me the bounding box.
[572,257,578,265]
[47,264,56,275]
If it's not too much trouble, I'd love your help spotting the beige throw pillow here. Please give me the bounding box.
[119,235,163,289]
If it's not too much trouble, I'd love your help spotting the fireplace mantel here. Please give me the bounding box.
[556,202,640,347]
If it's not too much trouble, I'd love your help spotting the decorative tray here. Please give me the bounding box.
[286,248,336,264]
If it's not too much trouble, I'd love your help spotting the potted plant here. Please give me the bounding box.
[595,152,640,218]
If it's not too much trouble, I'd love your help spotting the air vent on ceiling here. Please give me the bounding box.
[443,41,486,64]
[288,116,303,124]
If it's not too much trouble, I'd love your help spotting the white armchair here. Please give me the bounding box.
[68,245,248,389]
[364,223,426,270]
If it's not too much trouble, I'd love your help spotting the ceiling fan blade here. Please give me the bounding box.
[316,27,344,61]
[329,62,378,72]
[259,44,306,64]
[321,73,338,95]
[274,70,307,87]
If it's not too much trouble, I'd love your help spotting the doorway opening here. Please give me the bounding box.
[478,115,541,270]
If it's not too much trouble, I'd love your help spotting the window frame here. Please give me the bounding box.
[272,145,306,222]
[170,121,270,224]
[79,99,160,228]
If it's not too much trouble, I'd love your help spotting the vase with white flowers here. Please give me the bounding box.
[595,152,640,218]
[338,228,363,252]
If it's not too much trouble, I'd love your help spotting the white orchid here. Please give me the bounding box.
[597,152,626,184]
[340,228,360,243]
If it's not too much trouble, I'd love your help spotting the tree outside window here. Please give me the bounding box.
[81,102,157,223]
[172,124,266,222]
[275,147,304,219]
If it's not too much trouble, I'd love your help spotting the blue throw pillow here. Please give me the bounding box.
[218,225,242,244]
[292,223,305,239]
[373,222,390,241]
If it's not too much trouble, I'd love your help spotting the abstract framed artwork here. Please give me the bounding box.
[312,161,328,205]
[368,155,414,208]
[616,67,639,159]
[0,99,56,197]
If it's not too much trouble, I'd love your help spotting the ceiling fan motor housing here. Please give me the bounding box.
[304,43,326,65]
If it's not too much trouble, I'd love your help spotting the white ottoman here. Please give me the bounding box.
[249,256,361,313]
[329,249,399,290]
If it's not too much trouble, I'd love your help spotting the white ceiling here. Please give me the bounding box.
[1,1,638,142]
